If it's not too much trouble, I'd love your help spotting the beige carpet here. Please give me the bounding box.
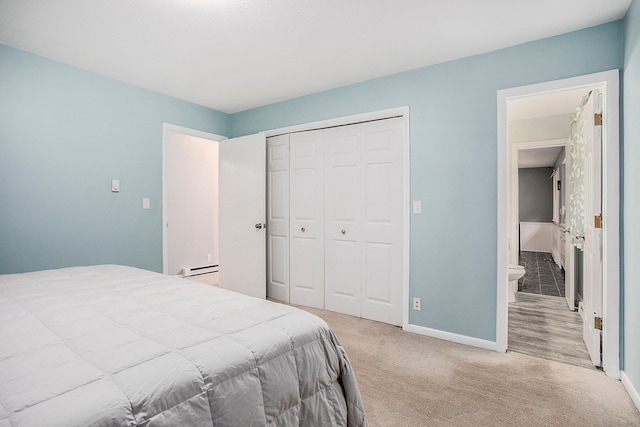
[299,306,640,427]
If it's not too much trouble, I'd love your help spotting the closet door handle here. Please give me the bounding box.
[341,229,346,235]
[255,223,264,230]
[301,227,306,233]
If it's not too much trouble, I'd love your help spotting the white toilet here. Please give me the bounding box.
[508,264,525,303]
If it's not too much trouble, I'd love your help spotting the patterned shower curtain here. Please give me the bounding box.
[568,92,592,250]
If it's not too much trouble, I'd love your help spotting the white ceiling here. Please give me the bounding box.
[519,146,565,169]
[0,0,631,113]
[511,88,589,169]
[508,88,594,122]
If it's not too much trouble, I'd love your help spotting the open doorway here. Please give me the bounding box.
[497,70,620,378]
[162,125,268,297]
[161,124,225,283]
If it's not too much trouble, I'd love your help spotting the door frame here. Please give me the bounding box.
[497,70,620,378]
[264,106,411,328]
[161,123,226,275]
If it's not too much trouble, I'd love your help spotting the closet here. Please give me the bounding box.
[267,117,404,326]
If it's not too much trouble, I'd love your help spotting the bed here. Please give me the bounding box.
[0,265,367,427]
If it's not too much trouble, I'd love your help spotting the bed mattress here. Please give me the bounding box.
[0,265,367,426]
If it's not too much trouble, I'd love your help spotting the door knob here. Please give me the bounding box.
[301,227,306,232]
[255,223,264,230]
[341,229,346,235]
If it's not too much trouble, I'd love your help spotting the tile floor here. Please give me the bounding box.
[518,251,565,297]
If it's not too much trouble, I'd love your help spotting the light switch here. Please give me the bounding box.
[413,200,422,214]
[143,198,150,209]
[111,179,120,192]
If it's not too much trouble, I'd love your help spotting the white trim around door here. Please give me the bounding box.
[496,70,620,378]
[265,106,411,329]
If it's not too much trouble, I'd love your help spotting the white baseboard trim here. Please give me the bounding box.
[621,371,640,413]
[403,323,498,351]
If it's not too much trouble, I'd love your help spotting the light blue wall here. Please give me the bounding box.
[0,18,631,349]
[623,0,640,395]
[231,22,624,341]
[0,44,230,274]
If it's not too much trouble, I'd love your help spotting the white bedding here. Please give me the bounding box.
[0,265,367,426]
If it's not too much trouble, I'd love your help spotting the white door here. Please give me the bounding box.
[581,89,603,367]
[325,125,362,317]
[218,133,267,299]
[564,151,575,311]
[324,118,403,325]
[289,130,325,308]
[267,134,290,302]
[360,119,403,325]
[564,229,576,310]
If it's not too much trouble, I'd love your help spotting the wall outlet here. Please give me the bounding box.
[412,297,421,311]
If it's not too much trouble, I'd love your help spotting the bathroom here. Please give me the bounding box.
[506,87,602,368]
[517,146,568,299]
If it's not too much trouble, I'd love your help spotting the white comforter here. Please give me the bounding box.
[0,265,367,426]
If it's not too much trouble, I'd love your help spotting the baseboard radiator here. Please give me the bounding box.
[182,264,219,278]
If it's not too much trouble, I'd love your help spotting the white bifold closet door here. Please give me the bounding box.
[325,118,403,325]
[289,131,325,308]
[267,130,325,308]
[267,134,290,302]
[324,125,361,317]
[267,117,403,326]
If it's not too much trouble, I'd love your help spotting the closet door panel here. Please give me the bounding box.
[333,165,359,220]
[269,235,288,285]
[361,119,403,325]
[325,127,363,315]
[365,242,393,301]
[267,135,289,302]
[366,163,392,222]
[325,239,361,316]
[289,131,324,308]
